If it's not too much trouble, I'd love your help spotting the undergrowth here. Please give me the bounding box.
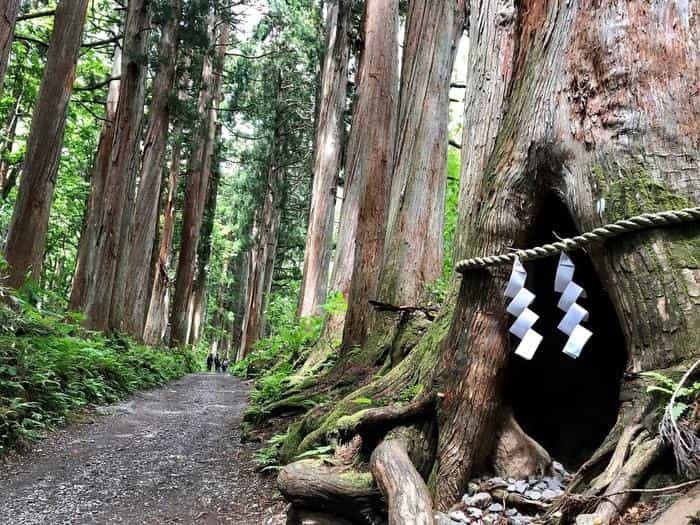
[233,290,345,421]
[0,295,198,454]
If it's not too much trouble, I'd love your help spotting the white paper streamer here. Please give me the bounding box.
[510,308,538,339]
[563,325,592,358]
[515,329,543,360]
[554,254,591,358]
[505,258,527,298]
[505,258,542,360]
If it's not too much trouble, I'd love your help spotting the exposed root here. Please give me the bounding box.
[277,459,384,525]
[492,408,553,478]
[336,393,436,438]
[370,426,435,525]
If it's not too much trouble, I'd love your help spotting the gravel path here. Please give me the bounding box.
[0,373,286,524]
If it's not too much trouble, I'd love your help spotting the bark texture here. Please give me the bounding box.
[70,46,122,311]
[433,0,699,509]
[340,0,399,350]
[4,0,89,289]
[142,138,181,345]
[123,0,182,339]
[170,19,228,346]
[0,0,20,94]
[80,0,151,331]
[378,0,466,307]
[297,0,350,317]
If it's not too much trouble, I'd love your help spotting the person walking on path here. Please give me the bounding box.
[214,354,221,373]
[206,353,214,372]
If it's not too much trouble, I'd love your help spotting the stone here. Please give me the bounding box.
[434,512,455,525]
[469,492,493,508]
[541,489,559,502]
[489,477,507,486]
[468,508,483,519]
[524,489,542,500]
[544,476,564,491]
[448,510,469,524]
[467,482,480,496]
[575,514,605,525]
[488,503,504,513]
[509,517,532,525]
[534,481,548,491]
[514,480,529,494]
[505,508,518,517]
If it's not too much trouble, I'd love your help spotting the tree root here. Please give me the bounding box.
[277,459,385,525]
[370,426,435,525]
[492,408,553,478]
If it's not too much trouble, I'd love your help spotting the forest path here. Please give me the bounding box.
[0,373,285,525]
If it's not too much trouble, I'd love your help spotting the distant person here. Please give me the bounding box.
[206,353,213,372]
[221,359,229,373]
[214,354,221,373]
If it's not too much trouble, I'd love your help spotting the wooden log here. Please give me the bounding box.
[370,428,435,525]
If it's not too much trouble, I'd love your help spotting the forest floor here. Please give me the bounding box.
[0,373,286,525]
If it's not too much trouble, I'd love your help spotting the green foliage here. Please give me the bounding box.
[642,370,700,422]
[253,431,288,471]
[0,301,197,454]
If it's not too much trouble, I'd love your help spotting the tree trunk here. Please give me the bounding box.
[433,0,699,509]
[170,18,229,346]
[377,0,466,307]
[4,0,89,289]
[238,140,285,357]
[70,45,122,311]
[340,0,399,350]
[297,0,350,318]
[188,146,221,345]
[0,0,20,94]
[81,0,151,331]
[142,136,181,345]
[123,0,182,339]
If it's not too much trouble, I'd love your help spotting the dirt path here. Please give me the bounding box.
[0,373,286,524]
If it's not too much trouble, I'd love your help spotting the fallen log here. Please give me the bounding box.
[370,427,435,525]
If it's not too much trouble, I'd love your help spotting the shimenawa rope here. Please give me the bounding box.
[454,206,700,273]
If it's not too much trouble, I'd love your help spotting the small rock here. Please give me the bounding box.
[514,480,529,494]
[467,507,483,519]
[534,481,548,491]
[469,492,493,508]
[507,484,517,492]
[552,461,569,477]
[448,510,469,524]
[507,478,516,484]
[505,508,518,517]
[488,503,504,513]
[524,489,542,500]
[467,482,480,496]
[509,517,532,525]
[434,512,454,525]
[541,489,559,502]
[489,476,507,486]
[575,514,604,525]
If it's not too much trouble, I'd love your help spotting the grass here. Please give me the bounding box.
[0,299,198,454]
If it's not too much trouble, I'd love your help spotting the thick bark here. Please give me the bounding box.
[434,0,699,509]
[142,137,181,345]
[81,0,151,331]
[4,0,89,289]
[188,151,221,345]
[377,0,466,307]
[0,0,20,93]
[297,0,350,317]
[340,0,399,350]
[170,19,229,346]
[70,46,122,311]
[123,0,182,339]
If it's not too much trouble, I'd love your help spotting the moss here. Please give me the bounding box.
[591,161,693,222]
[337,471,375,488]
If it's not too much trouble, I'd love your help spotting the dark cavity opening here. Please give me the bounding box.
[505,194,627,470]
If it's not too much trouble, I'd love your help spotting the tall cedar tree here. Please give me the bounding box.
[297,0,350,317]
[169,17,229,347]
[123,0,183,339]
[340,0,399,350]
[5,0,90,289]
[0,0,20,93]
